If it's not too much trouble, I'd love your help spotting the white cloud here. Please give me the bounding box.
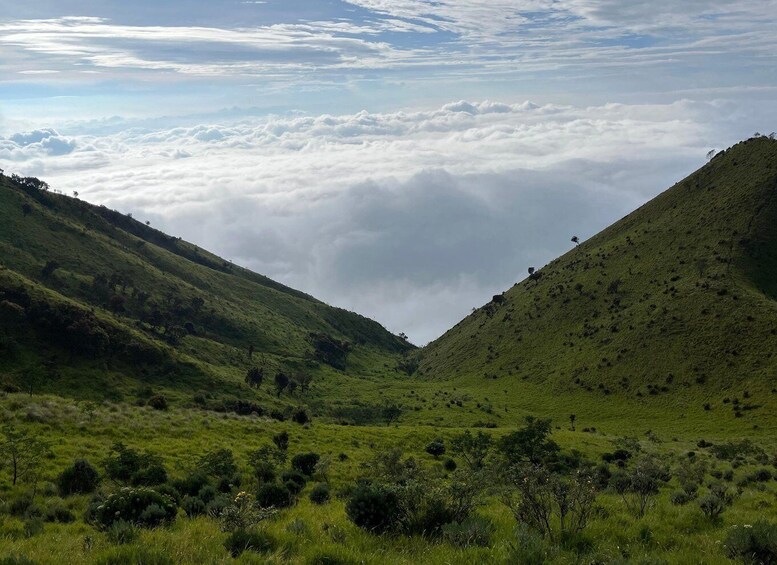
[2,97,773,343]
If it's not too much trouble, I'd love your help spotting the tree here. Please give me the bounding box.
[0,424,52,489]
[287,380,298,396]
[612,455,671,517]
[451,430,492,470]
[245,367,264,389]
[497,416,560,465]
[571,236,580,245]
[706,149,717,161]
[274,372,289,397]
[501,464,597,542]
[247,344,254,359]
[294,371,313,394]
[22,202,33,216]
[73,191,79,198]
[382,401,402,426]
[569,414,576,431]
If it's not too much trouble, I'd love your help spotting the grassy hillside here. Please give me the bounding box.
[418,136,777,432]
[0,172,412,417]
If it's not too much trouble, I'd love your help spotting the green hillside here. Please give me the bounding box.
[0,171,412,415]
[417,136,777,431]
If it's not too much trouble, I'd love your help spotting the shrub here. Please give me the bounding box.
[724,520,777,564]
[281,470,307,489]
[223,529,274,558]
[256,483,293,509]
[285,479,304,495]
[310,483,331,505]
[698,485,733,520]
[130,462,167,486]
[0,557,37,565]
[90,487,177,529]
[43,501,75,523]
[426,439,446,458]
[292,453,320,477]
[291,407,310,425]
[670,490,694,505]
[23,518,44,538]
[443,458,457,472]
[147,395,168,411]
[182,496,206,517]
[345,483,400,534]
[272,431,290,451]
[197,449,238,479]
[173,472,210,497]
[442,515,495,548]
[94,546,173,565]
[106,520,138,545]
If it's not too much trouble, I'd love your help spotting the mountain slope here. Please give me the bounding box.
[0,172,412,406]
[419,137,777,415]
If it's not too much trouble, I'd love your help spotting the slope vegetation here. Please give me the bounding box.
[419,137,777,427]
[0,172,411,407]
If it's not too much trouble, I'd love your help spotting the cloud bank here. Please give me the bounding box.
[2,97,774,343]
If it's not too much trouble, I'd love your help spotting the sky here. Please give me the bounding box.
[1,1,776,344]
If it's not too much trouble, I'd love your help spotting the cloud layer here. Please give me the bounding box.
[5,97,770,343]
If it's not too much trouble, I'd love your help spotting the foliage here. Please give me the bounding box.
[256,483,293,509]
[345,482,401,534]
[89,487,177,529]
[425,439,446,458]
[292,452,320,476]
[310,483,331,505]
[497,417,560,465]
[219,492,275,533]
[57,458,100,495]
[501,464,597,541]
[0,423,52,487]
[441,515,495,548]
[724,521,777,564]
[223,529,275,558]
[450,431,492,470]
[103,443,167,486]
[611,455,670,517]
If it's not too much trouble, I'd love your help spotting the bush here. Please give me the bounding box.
[58,459,101,496]
[173,472,210,497]
[310,483,331,505]
[182,496,206,518]
[43,501,75,523]
[106,520,138,545]
[256,483,293,509]
[291,453,320,477]
[23,518,44,538]
[426,439,446,458]
[699,486,733,520]
[670,490,694,505]
[147,395,168,411]
[442,515,495,548]
[724,520,777,564]
[130,462,167,486]
[94,546,173,565]
[345,483,400,534]
[223,529,274,558]
[281,470,307,489]
[0,557,37,565]
[443,458,457,472]
[291,407,310,425]
[90,487,177,529]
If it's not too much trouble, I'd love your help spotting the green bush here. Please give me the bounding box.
[509,524,547,565]
[670,490,694,505]
[425,439,446,458]
[43,501,75,523]
[442,515,495,548]
[223,529,274,558]
[443,458,457,472]
[291,453,320,477]
[281,470,307,489]
[129,462,167,486]
[345,483,400,534]
[58,459,100,495]
[106,520,138,545]
[309,483,331,505]
[172,472,209,497]
[724,520,777,564]
[256,483,293,509]
[23,518,44,538]
[94,546,173,565]
[90,487,177,529]
[147,395,168,411]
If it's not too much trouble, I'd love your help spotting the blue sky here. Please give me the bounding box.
[1,0,776,342]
